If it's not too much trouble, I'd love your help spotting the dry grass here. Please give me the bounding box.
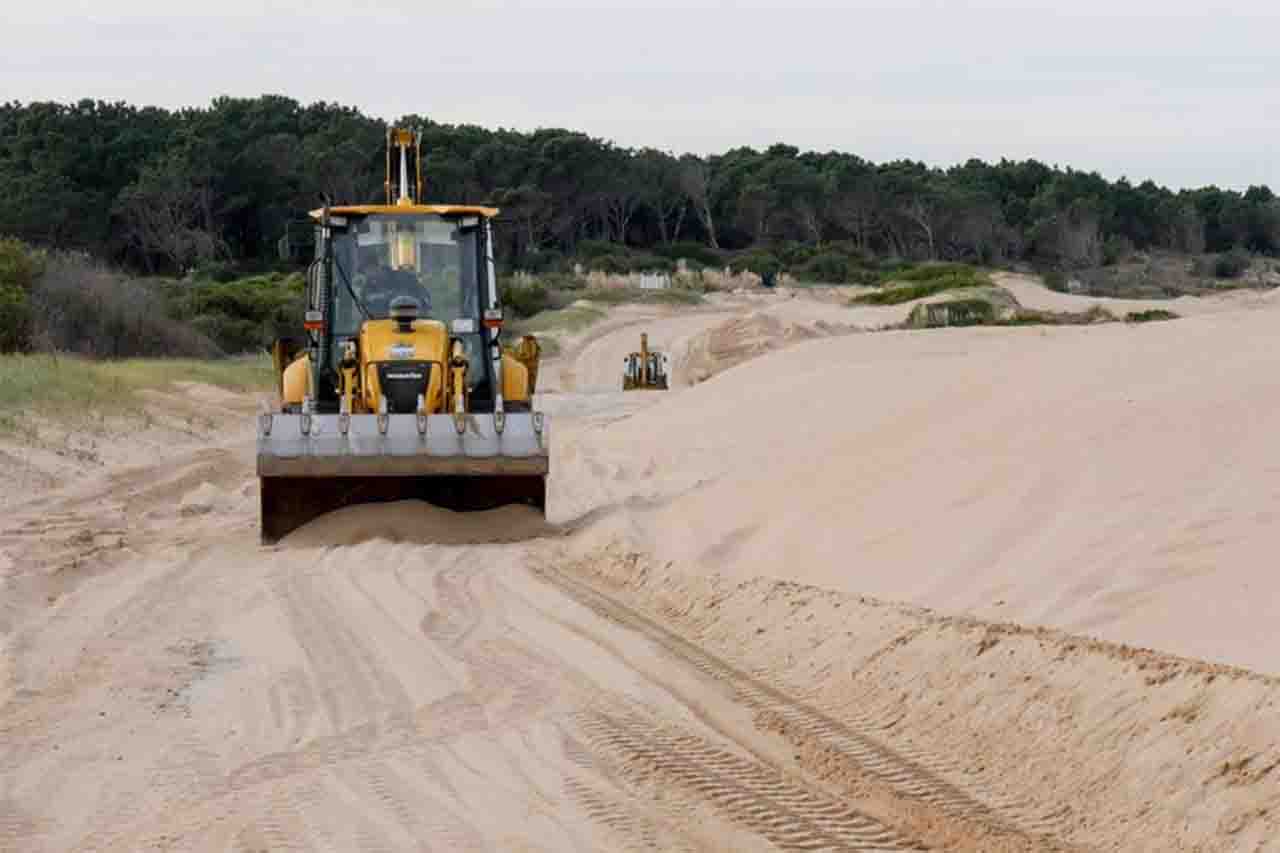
[509,303,609,356]
[0,353,273,433]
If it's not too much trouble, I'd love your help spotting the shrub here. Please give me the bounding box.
[1125,309,1179,323]
[0,238,44,353]
[0,237,44,291]
[518,248,566,274]
[0,242,300,359]
[163,272,304,354]
[853,265,992,305]
[848,268,882,285]
[1043,270,1069,292]
[593,251,676,274]
[535,271,584,292]
[1214,249,1251,279]
[567,240,679,274]
[0,284,31,353]
[191,261,242,283]
[192,257,298,282]
[796,251,854,283]
[732,249,781,279]
[188,315,261,354]
[890,262,982,284]
[501,279,551,319]
[1102,236,1134,266]
[33,254,222,358]
[772,241,818,268]
[574,240,622,261]
[650,242,724,268]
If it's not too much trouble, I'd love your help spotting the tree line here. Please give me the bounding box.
[3,95,1278,278]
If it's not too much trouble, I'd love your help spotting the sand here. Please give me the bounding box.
[556,286,1280,672]
[2,275,1279,851]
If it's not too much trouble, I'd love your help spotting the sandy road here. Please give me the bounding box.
[0,295,1059,853]
[0,432,1047,851]
[547,304,736,394]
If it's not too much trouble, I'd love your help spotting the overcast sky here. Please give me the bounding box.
[6,0,1279,189]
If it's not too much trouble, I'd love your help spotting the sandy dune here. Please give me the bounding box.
[994,271,1280,317]
[557,285,1280,672]
[3,275,1279,851]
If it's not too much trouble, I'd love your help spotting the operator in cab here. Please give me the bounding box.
[359,220,434,317]
[363,261,428,315]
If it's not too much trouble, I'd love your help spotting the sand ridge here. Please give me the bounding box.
[555,290,1280,671]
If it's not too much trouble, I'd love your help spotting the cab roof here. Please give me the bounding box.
[308,203,500,220]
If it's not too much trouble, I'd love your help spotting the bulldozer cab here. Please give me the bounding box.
[318,212,490,402]
[337,216,472,322]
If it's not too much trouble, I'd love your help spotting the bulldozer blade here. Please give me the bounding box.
[257,412,550,543]
[259,472,546,544]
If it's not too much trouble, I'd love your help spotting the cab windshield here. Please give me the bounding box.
[329,213,482,337]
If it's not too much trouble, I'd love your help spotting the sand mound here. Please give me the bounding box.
[994,271,1273,316]
[566,302,1280,673]
[279,500,557,548]
[683,310,853,383]
[557,547,1280,851]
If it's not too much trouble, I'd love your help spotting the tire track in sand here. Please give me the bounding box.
[535,561,1078,852]
[575,711,920,852]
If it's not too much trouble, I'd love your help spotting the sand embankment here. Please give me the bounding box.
[557,285,1280,672]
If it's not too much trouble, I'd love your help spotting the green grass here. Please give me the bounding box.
[0,353,273,432]
[852,264,992,306]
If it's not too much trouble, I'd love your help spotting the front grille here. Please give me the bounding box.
[377,361,433,413]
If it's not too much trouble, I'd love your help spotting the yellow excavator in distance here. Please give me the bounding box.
[622,333,670,391]
[258,128,549,542]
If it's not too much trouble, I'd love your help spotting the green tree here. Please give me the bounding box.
[113,153,224,273]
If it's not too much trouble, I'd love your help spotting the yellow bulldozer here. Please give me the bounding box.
[622,333,670,391]
[257,128,549,542]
